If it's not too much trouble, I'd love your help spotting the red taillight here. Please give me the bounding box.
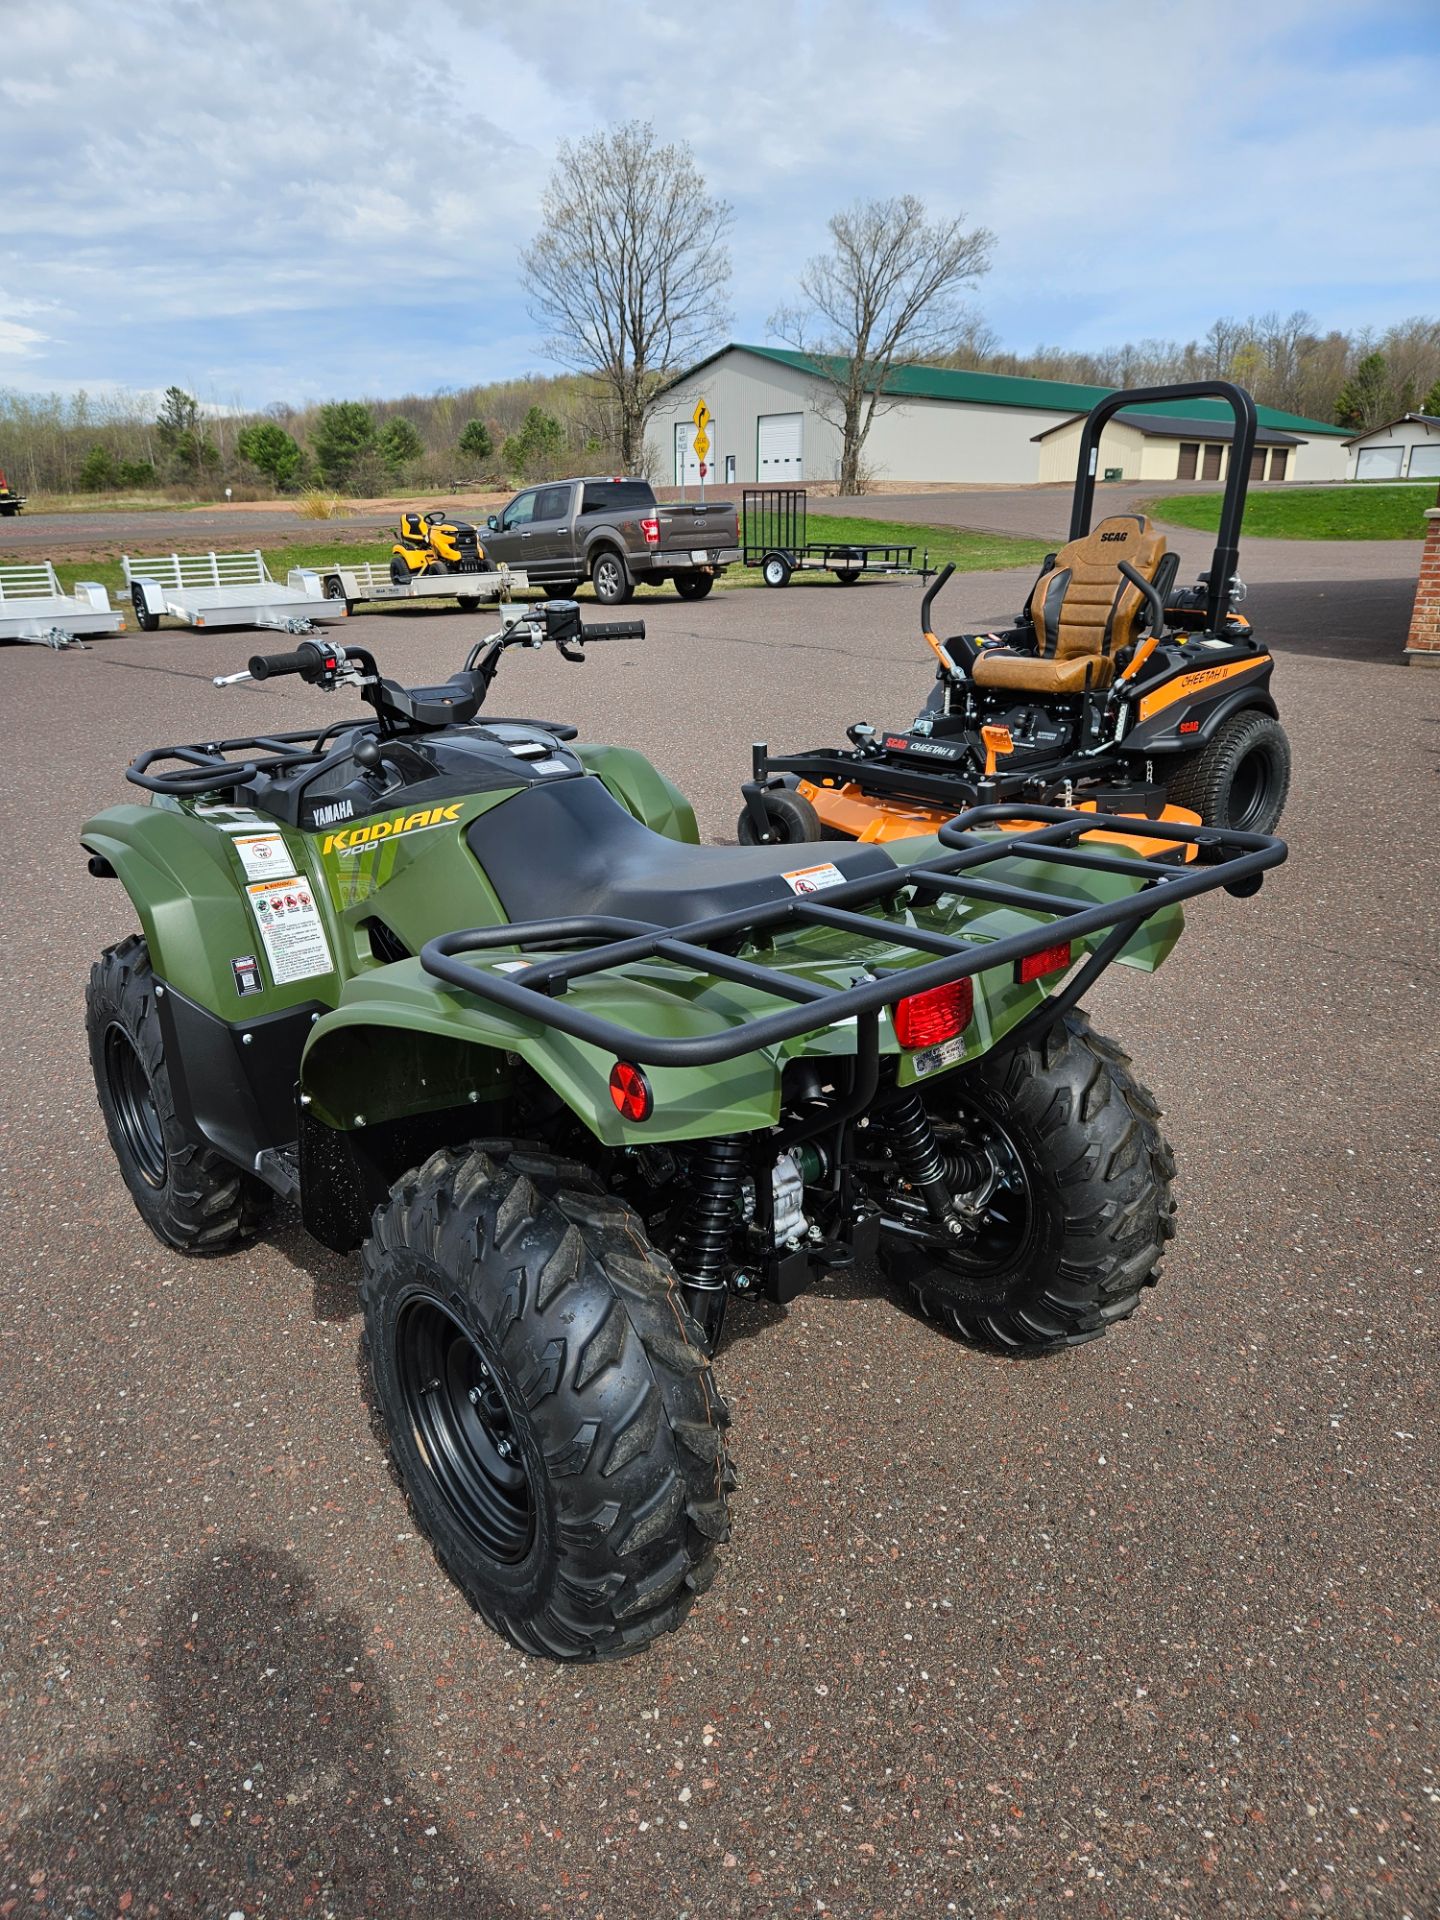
[893,978,973,1049]
[640,516,660,546]
[609,1060,653,1121]
[1016,941,1072,985]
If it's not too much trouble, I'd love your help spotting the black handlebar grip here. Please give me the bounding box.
[248,642,323,681]
[579,620,646,641]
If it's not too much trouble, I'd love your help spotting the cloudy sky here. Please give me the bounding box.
[2,0,1436,409]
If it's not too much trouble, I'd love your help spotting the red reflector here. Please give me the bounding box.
[608,1060,653,1121]
[893,978,973,1049]
[1179,719,1200,733]
[640,516,660,546]
[1016,941,1072,985]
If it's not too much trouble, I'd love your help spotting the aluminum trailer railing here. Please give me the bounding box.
[0,562,124,648]
[122,551,349,634]
[295,559,529,613]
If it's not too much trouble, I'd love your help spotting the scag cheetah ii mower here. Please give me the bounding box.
[82,599,1285,1661]
[741,382,1292,851]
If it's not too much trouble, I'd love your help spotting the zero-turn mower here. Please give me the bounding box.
[390,508,488,585]
[740,382,1292,851]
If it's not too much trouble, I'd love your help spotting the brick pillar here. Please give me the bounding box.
[1406,504,1440,665]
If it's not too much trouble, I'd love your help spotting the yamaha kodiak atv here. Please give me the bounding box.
[741,382,1292,850]
[83,599,1285,1661]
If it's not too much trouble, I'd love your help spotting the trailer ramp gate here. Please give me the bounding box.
[122,551,349,634]
[0,563,124,648]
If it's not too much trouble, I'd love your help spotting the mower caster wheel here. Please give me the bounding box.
[86,935,273,1253]
[1164,710,1292,833]
[736,786,823,846]
[880,1012,1176,1355]
[761,553,792,589]
[362,1146,732,1661]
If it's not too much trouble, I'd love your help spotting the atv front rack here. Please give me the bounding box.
[421,806,1285,1067]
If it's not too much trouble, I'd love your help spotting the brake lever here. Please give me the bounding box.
[555,637,586,663]
[213,669,253,687]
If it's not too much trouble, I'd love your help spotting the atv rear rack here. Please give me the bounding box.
[421,805,1285,1067]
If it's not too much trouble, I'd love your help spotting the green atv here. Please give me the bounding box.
[82,599,1285,1661]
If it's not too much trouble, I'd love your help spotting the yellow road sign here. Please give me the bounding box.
[692,399,711,430]
[692,428,710,462]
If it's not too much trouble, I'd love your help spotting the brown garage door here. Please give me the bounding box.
[1250,447,1266,480]
[1178,442,1199,479]
[1201,444,1224,481]
[1269,448,1288,481]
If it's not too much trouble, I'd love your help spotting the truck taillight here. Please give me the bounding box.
[893,978,973,1050]
[640,517,660,546]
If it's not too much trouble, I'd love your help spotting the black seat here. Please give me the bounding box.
[472,777,897,928]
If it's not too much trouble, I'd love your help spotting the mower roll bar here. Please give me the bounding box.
[420,804,1286,1069]
[1071,380,1257,636]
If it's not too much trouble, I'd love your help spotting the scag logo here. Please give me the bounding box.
[1100,530,1128,543]
[320,803,462,856]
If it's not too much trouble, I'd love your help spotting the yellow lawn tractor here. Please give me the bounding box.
[390,510,487,584]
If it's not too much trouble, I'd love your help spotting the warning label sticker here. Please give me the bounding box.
[245,878,334,985]
[233,832,296,883]
[782,861,847,896]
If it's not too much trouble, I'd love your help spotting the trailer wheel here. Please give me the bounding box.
[761,553,792,589]
[323,575,354,616]
[674,571,714,601]
[735,786,823,846]
[834,551,863,585]
[131,583,160,632]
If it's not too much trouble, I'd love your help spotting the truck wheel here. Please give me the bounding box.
[131,583,160,632]
[86,935,273,1253]
[674,571,714,601]
[1163,711,1291,833]
[761,553,792,589]
[880,1013,1176,1354]
[590,549,632,606]
[323,575,354,616]
[361,1146,732,1662]
[735,786,823,845]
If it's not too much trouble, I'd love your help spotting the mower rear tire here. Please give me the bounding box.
[86,936,273,1254]
[361,1145,732,1661]
[1163,710,1291,833]
[591,549,633,606]
[736,787,823,846]
[880,1013,1176,1354]
[674,571,714,601]
[389,555,414,587]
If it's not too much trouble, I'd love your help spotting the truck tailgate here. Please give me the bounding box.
[657,502,739,543]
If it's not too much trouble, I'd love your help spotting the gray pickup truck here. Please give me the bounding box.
[480,477,739,604]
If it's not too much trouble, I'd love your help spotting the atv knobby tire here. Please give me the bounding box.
[361,1146,732,1661]
[1164,709,1291,833]
[881,1013,1176,1353]
[86,935,273,1252]
[735,786,823,846]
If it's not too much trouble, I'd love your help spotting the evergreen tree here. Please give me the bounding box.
[311,401,378,486]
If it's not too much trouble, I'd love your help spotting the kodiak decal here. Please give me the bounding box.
[320,803,462,857]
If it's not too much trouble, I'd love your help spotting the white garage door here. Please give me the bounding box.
[758,412,803,481]
[1356,445,1404,479]
[1408,443,1440,478]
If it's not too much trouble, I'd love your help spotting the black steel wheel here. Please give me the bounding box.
[590,549,632,605]
[674,571,714,600]
[735,786,823,845]
[86,935,272,1252]
[1164,710,1292,832]
[362,1145,732,1661]
[879,1013,1176,1353]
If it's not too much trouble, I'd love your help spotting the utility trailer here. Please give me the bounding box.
[295,559,529,615]
[123,551,350,634]
[743,487,931,589]
[0,562,124,648]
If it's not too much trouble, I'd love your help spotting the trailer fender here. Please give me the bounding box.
[129,576,167,623]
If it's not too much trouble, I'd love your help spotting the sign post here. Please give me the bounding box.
[692,399,711,498]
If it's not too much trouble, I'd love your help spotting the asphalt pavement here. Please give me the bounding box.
[1,560,1435,1918]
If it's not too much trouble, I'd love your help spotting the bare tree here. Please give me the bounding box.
[521,122,732,471]
[771,196,993,492]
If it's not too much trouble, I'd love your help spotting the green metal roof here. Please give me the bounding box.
[677,343,1349,438]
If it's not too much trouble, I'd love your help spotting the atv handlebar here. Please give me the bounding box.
[247,642,332,682]
[577,620,645,641]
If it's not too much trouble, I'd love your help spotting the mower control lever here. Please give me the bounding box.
[1117,560,1167,643]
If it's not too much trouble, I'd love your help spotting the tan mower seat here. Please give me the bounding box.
[971,514,1167,695]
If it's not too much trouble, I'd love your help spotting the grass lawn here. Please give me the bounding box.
[51,520,1052,605]
[1142,483,1437,541]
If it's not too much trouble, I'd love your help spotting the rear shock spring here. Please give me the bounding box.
[674,1137,746,1349]
[887,1091,987,1239]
